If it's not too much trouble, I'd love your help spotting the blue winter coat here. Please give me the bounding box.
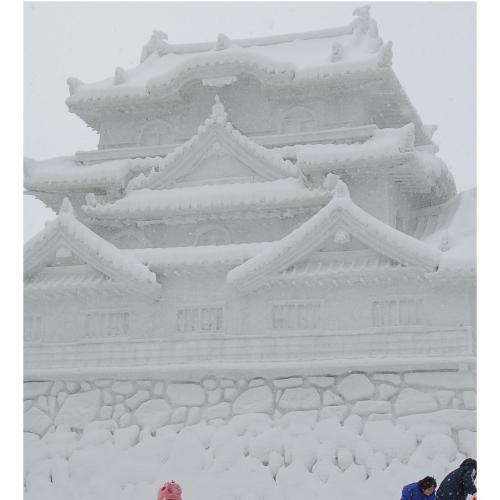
[401,482,436,500]
[436,464,476,500]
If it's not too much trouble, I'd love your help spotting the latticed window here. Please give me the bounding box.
[85,311,129,338]
[272,302,321,330]
[280,107,316,134]
[176,306,224,333]
[372,298,424,326]
[24,315,43,342]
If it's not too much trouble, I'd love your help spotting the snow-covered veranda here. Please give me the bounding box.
[24,5,476,500]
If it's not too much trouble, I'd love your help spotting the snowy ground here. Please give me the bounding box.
[24,411,475,500]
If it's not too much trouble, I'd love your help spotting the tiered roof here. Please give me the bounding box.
[66,5,392,105]
[227,180,441,292]
[24,199,160,297]
[83,178,330,222]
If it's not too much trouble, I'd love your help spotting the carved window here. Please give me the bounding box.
[280,107,316,134]
[195,226,230,246]
[176,306,224,333]
[85,311,129,338]
[272,302,321,330]
[24,315,43,342]
[372,298,424,326]
[140,120,171,146]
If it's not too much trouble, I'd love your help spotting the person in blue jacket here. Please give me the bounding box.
[401,476,437,500]
[436,458,477,500]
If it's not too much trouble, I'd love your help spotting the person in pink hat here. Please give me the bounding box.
[158,480,182,500]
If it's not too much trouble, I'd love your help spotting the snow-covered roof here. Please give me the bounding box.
[129,242,272,271]
[227,180,441,292]
[24,199,160,296]
[415,188,476,275]
[66,6,393,104]
[82,178,330,221]
[135,96,298,190]
[273,124,455,200]
[24,156,157,192]
[295,123,415,166]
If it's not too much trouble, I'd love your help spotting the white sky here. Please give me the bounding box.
[23,2,476,240]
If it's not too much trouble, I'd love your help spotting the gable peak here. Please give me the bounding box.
[59,197,74,216]
[210,95,228,124]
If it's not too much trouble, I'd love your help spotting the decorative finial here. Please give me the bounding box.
[334,230,351,245]
[377,41,393,67]
[140,30,169,63]
[353,4,371,20]
[330,42,343,63]
[85,193,97,207]
[323,173,339,190]
[210,95,227,123]
[66,77,84,96]
[59,197,74,215]
[114,67,127,85]
[215,33,233,51]
[351,4,382,52]
[334,179,350,199]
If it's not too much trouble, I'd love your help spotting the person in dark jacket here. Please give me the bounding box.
[436,458,477,500]
[401,476,437,500]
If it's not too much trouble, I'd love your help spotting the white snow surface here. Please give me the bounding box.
[24,156,157,190]
[66,14,386,102]
[422,188,476,273]
[24,202,158,287]
[129,242,272,270]
[24,412,473,500]
[295,124,415,166]
[83,178,329,219]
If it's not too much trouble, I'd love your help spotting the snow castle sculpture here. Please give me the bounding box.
[24,7,475,500]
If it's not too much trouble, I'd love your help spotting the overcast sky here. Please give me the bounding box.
[23,1,476,240]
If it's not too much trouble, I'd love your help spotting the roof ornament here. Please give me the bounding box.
[66,77,84,96]
[215,33,233,51]
[210,95,228,124]
[114,67,127,85]
[59,197,74,216]
[351,4,382,53]
[85,193,97,207]
[377,41,393,68]
[323,173,339,190]
[140,30,169,63]
[334,179,350,199]
[330,42,344,63]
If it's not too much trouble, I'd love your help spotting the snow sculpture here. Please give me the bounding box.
[330,41,343,62]
[24,8,476,499]
[140,30,169,63]
[351,4,382,52]
[377,41,393,68]
[210,95,228,123]
[66,76,84,96]
[215,33,233,51]
[114,66,127,85]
